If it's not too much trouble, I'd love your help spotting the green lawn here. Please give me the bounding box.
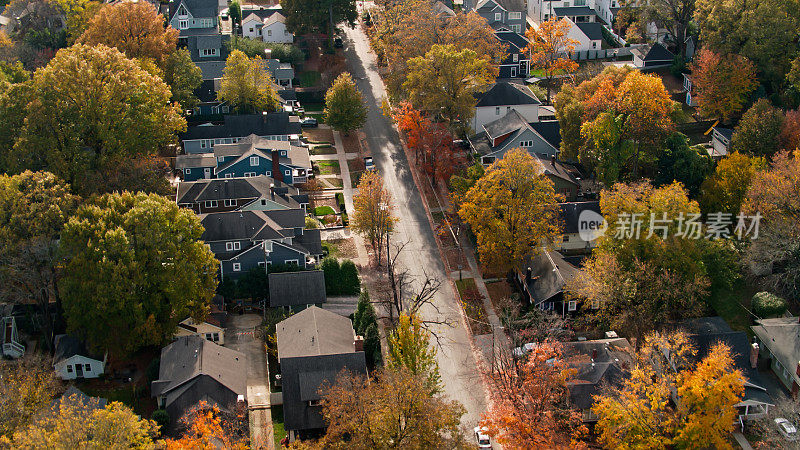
[272,405,286,448]
[81,384,153,418]
[314,205,336,216]
[529,68,569,78]
[298,71,321,88]
[310,145,337,155]
[302,101,324,112]
[307,112,325,124]
[316,160,341,175]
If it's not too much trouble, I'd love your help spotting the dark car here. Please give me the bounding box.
[300,117,318,128]
[333,37,343,48]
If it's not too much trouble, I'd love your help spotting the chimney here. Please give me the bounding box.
[354,335,364,352]
[272,150,283,183]
[526,267,532,282]
[750,342,759,369]
[591,348,598,361]
[262,111,268,124]
[551,155,556,165]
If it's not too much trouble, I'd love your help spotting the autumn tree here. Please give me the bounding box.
[387,312,442,393]
[78,1,178,64]
[404,44,494,134]
[525,18,578,104]
[481,341,587,449]
[779,109,800,152]
[59,192,219,356]
[280,0,357,36]
[165,402,248,450]
[324,72,367,134]
[218,50,279,113]
[393,102,458,183]
[0,357,59,438]
[700,152,765,216]
[690,49,758,121]
[458,148,562,273]
[317,367,467,448]
[352,170,397,265]
[163,48,202,110]
[731,99,785,157]
[11,44,185,195]
[448,162,484,209]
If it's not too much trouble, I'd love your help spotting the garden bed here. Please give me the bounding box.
[310,145,337,155]
[341,132,362,154]
[485,279,514,316]
[303,127,334,143]
[455,278,491,335]
[323,238,358,259]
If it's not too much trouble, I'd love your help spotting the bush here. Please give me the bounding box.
[340,260,360,294]
[341,212,349,226]
[335,192,346,211]
[353,291,382,369]
[146,358,160,384]
[267,43,305,65]
[527,83,547,101]
[322,258,360,295]
[752,292,787,318]
[151,409,170,433]
[322,258,341,294]
[305,215,320,229]
[314,205,336,216]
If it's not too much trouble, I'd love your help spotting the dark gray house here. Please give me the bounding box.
[151,335,246,422]
[514,250,584,316]
[632,43,675,69]
[495,30,530,80]
[276,306,367,441]
[179,113,302,154]
[268,270,326,307]
[176,175,309,214]
[466,0,527,34]
[469,110,560,165]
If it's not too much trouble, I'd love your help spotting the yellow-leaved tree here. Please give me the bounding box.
[218,50,279,114]
[352,170,397,265]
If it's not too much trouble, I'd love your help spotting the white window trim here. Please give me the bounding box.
[568,300,577,312]
[250,156,259,166]
[494,12,501,21]
[232,262,241,271]
[204,200,218,208]
[224,199,236,207]
[184,168,192,174]
[284,259,298,265]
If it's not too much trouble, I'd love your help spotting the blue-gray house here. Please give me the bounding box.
[466,0,527,34]
[180,113,302,153]
[169,0,219,36]
[200,209,323,279]
[495,30,530,79]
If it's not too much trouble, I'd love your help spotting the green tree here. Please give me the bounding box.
[404,44,494,134]
[353,290,382,369]
[0,357,59,439]
[700,152,765,216]
[324,72,366,134]
[229,0,241,27]
[59,192,219,356]
[218,49,279,113]
[11,44,185,195]
[655,133,714,197]
[280,0,357,36]
[458,148,562,274]
[387,313,441,393]
[163,48,202,110]
[730,99,785,157]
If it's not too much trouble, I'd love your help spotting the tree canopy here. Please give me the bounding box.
[59,192,219,356]
[690,49,758,121]
[163,48,202,110]
[655,133,714,197]
[387,313,442,394]
[218,49,279,114]
[730,99,785,157]
[700,152,765,216]
[525,18,578,104]
[280,0,357,35]
[324,72,367,134]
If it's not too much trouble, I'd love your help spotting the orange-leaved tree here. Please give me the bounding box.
[525,18,579,104]
[690,49,758,121]
[165,402,249,450]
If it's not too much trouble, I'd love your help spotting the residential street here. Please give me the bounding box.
[340,22,491,431]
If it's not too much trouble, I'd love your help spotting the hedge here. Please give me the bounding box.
[314,205,336,216]
[752,292,787,318]
[322,258,360,295]
[335,192,346,211]
[341,212,349,226]
[152,409,170,433]
[353,291,382,369]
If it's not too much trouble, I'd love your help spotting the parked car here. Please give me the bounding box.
[300,117,318,128]
[474,426,491,448]
[776,418,798,441]
[364,156,375,171]
[512,342,536,359]
[334,37,343,48]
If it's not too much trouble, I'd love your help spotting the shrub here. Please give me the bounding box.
[314,205,336,216]
[335,192,346,211]
[152,409,170,433]
[146,358,160,384]
[752,292,787,318]
[353,291,382,369]
[322,258,341,294]
[341,212,349,226]
[305,215,320,229]
[340,260,361,295]
[322,258,360,295]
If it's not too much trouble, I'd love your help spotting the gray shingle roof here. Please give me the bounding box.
[564,338,633,410]
[182,113,302,140]
[177,175,306,208]
[475,82,540,108]
[530,121,561,149]
[632,43,675,62]
[199,209,303,242]
[559,201,601,234]
[575,22,603,41]
[714,126,734,141]
[175,154,217,169]
[522,250,581,306]
[269,270,326,307]
[169,0,219,21]
[484,109,528,140]
[276,306,355,360]
[535,155,580,186]
[553,6,596,16]
[53,334,103,364]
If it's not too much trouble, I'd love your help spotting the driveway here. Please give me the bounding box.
[341,21,490,431]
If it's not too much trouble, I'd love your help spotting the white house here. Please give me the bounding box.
[174,317,225,345]
[242,11,293,44]
[530,0,617,26]
[562,17,603,52]
[53,334,106,380]
[473,82,541,131]
[709,126,733,159]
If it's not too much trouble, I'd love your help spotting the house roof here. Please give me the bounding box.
[54,386,107,411]
[276,306,356,360]
[194,79,218,103]
[575,22,603,41]
[199,209,305,242]
[713,126,734,141]
[632,42,674,62]
[175,154,217,169]
[484,0,525,11]
[240,5,282,21]
[194,61,226,80]
[484,109,529,140]
[263,12,285,26]
[495,30,529,51]
[529,120,561,149]
[475,82,540,107]
[177,175,307,207]
[169,0,218,21]
[559,201,601,234]
[535,155,579,187]
[553,6,596,16]
[564,337,633,410]
[152,335,246,398]
[278,89,296,102]
[293,228,323,256]
[432,0,455,16]
[268,270,326,307]
[182,113,302,141]
[53,334,103,364]
[522,250,581,305]
[753,317,800,387]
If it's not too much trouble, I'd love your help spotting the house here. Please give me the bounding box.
[52,334,106,380]
[680,317,773,421]
[242,12,293,43]
[537,156,581,200]
[558,201,602,253]
[514,250,588,315]
[1,303,24,358]
[54,386,108,411]
[531,0,617,26]
[682,73,698,107]
[472,82,540,131]
[194,58,294,87]
[174,317,225,345]
[468,110,560,165]
[265,58,295,88]
[709,126,733,159]
[192,79,229,117]
[151,335,246,421]
[180,113,302,154]
[752,317,800,394]
[564,336,632,422]
[184,33,229,63]
[276,306,368,440]
[566,19,604,52]
[495,30,531,79]
[467,0,527,34]
[177,175,309,213]
[200,209,323,278]
[177,136,311,184]
[241,6,287,40]
[632,43,675,69]
[168,0,219,36]
[268,270,327,308]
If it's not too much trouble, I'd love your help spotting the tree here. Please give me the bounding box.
[458,148,562,273]
[404,44,494,134]
[637,0,695,58]
[690,49,758,121]
[0,357,59,438]
[481,341,587,449]
[78,1,177,63]
[0,171,78,348]
[393,102,457,183]
[165,402,248,450]
[448,162,484,208]
[12,400,157,448]
[229,0,241,27]
[59,192,219,356]
[353,290,382,369]
[218,49,279,114]
[317,367,467,449]
[730,99,785,157]
[700,152,765,216]
[324,72,366,134]
[387,313,442,393]
[11,44,185,195]
[352,170,397,264]
[280,0,357,36]
[779,109,800,152]
[163,48,202,110]
[655,132,714,197]
[524,18,578,104]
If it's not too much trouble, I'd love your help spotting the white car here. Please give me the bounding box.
[474,426,491,448]
[776,418,798,441]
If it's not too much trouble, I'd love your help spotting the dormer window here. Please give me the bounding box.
[177,5,188,17]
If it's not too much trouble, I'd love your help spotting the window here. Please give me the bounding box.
[592,42,597,49]
[511,66,517,77]
[66,364,73,373]
[267,29,272,36]
[511,24,521,33]
[284,170,290,176]
[244,172,256,177]
[177,5,187,16]
[222,106,229,113]
[232,262,241,272]
[506,106,511,112]
[512,53,518,62]
[205,333,213,341]
[563,234,570,242]
[249,27,254,33]
[204,200,218,208]
[284,259,298,266]
[250,156,259,166]
[201,48,218,57]
[218,156,224,162]
[574,0,586,5]
[224,173,233,178]
[226,241,241,251]
[494,12,501,21]
[266,171,271,176]
[261,199,267,205]
[495,106,501,115]
[520,140,533,147]
[308,400,322,407]
[184,168,192,174]
[509,12,522,19]
[201,140,207,149]
[212,332,219,342]
[224,199,237,207]
[258,261,265,267]
[568,300,577,312]
[85,363,91,372]
[179,20,188,29]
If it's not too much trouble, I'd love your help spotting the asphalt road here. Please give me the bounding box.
[341,22,490,433]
